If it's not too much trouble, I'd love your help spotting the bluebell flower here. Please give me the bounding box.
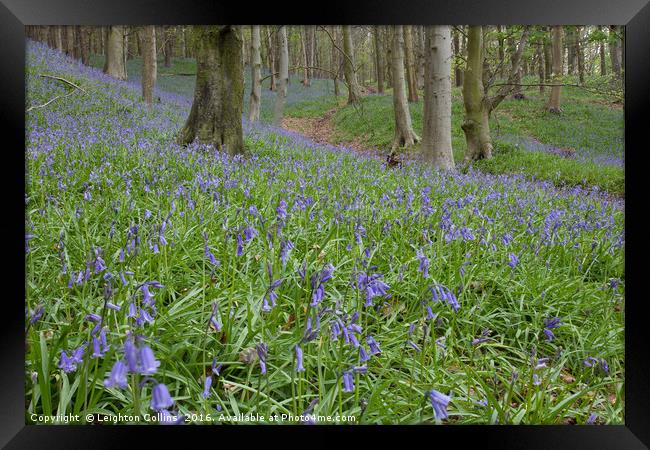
[209,302,222,332]
[28,304,45,325]
[256,343,268,375]
[139,345,160,375]
[366,336,381,355]
[431,284,460,312]
[586,413,597,425]
[533,374,542,385]
[203,376,212,398]
[295,345,305,372]
[507,253,519,269]
[276,199,288,221]
[342,371,355,393]
[359,345,370,362]
[428,389,451,420]
[58,351,79,373]
[104,360,128,389]
[151,383,174,411]
[543,317,561,342]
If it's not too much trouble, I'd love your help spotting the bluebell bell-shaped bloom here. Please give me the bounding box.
[342,371,355,393]
[256,343,268,375]
[203,376,212,398]
[104,360,128,389]
[416,249,429,278]
[359,345,370,363]
[139,345,160,375]
[366,336,381,355]
[508,253,519,269]
[428,389,451,420]
[124,336,138,372]
[151,383,174,411]
[58,351,78,373]
[295,345,305,372]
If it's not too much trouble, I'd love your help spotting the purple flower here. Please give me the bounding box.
[209,302,222,332]
[543,317,561,342]
[151,383,174,411]
[359,346,370,363]
[124,336,138,372]
[203,376,213,398]
[104,360,128,389]
[586,413,597,425]
[431,284,460,312]
[295,345,305,372]
[256,343,268,375]
[507,253,519,269]
[85,313,101,323]
[366,336,381,355]
[416,248,429,278]
[276,199,288,221]
[428,389,451,420]
[584,356,599,367]
[532,374,542,385]
[139,345,161,375]
[342,371,355,393]
[28,304,45,325]
[58,351,78,373]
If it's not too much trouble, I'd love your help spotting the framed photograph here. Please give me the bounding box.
[2,0,648,447]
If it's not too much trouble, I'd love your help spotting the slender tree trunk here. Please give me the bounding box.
[272,26,289,126]
[599,40,607,76]
[374,26,384,94]
[416,26,426,90]
[331,26,340,96]
[609,25,622,79]
[461,26,492,162]
[141,26,157,104]
[342,26,362,104]
[66,26,75,58]
[266,26,276,91]
[453,27,463,87]
[300,26,310,86]
[497,25,505,78]
[389,25,419,151]
[537,37,545,93]
[547,25,563,113]
[178,26,245,156]
[164,26,173,68]
[54,26,63,51]
[422,26,454,170]
[576,26,585,84]
[104,25,127,80]
[566,27,576,75]
[248,26,262,122]
[403,25,419,102]
[78,26,90,65]
[179,27,187,58]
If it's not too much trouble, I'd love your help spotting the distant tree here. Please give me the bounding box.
[453,27,463,87]
[248,25,262,122]
[178,26,244,156]
[141,26,157,105]
[300,26,311,86]
[164,26,174,68]
[104,26,127,80]
[331,26,341,96]
[547,25,563,113]
[374,26,385,94]
[389,25,419,151]
[265,26,277,91]
[272,26,289,126]
[421,25,454,170]
[609,25,622,79]
[342,26,362,105]
[403,25,419,102]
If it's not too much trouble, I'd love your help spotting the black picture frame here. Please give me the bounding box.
[2,0,648,448]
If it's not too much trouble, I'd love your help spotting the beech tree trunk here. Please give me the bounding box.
[54,26,63,51]
[164,26,173,68]
[342,25,362,105]
[403,25,419,102]
[543,27,552,82]
[547,25,563,113]
[599,40,607,76]
[266,26,277,91]
[272,26,289,126]
[389,25,419,151]
[374,26,384,94]
[248,25,262,122]
[461,26,492,162]
[416,26,426,90]
[422,26,454,170]
[609,25,622,79]
[453,27,463,87]
[141,26,157,105]
[537,37,545,93]
[78,26,90,65]
[331,26,340,96]
[300,26,310,86]
[178,26,245,156]
[104,26,127,80]
[66,26,75,58]
[576,26,585,84]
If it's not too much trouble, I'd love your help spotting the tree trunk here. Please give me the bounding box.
[54,26,63,51]
[599,40,607,76]
[537,37,545,93]
[342,26,362,104]
[453,27,463,87]
[141,26,157,105]
[461,26,492,162]
[248,26,262,122]
[389,25,419,151]
[609,25,622,79]
[374,26,384,94]
[300,26,310,86]
[547,25,563,113]
[164,26,173,68]
[78,26,90,65]
[272,26,289,126]
[331,26,340,96]
[266,26,276,91]
[543,27,552,82]
[178,26,245,156]
[497,25,505,79]
[104,26,127,80]
[416,26,426,91]
[422,26,454,170]
[403,25,419,102]
[576,26,585,85]
[566,27,576,75]
[66,26,75,58]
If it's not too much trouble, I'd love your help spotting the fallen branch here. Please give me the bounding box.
[26,74,86,112]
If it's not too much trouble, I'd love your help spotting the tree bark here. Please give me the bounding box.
[537,36,545,93]
[461,26,492,162]
[403,25,419,102]
[453,27,463,87]
[599,40,607,76]
[342,26,362,105]
[389,25,420,151]
[547,25,563,113]
[422,26,454,170]
[78,26,90,65]
[374,26,384,94]
[163,26,174,68]
[300,26,310,86]
[331,26,340,96]
[266,26,277,91]
[178,26,245,156]
[248,25,262,122]
[272,26,289,126]
[576,26,585,84]
[497,25,505,79]
[65,26,75,58]
[543,27,552,82]
[142,26,157,105]
[104,26,127,80]
[609,25,622,79]
[54,26,63,51]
